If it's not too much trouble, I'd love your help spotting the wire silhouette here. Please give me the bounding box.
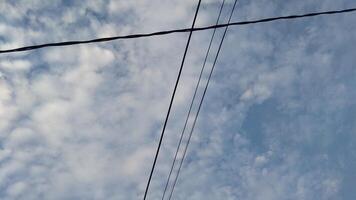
[167,0,238,199]
[142,0,202,199]
[160,0,226,199]
[1,7,355,54]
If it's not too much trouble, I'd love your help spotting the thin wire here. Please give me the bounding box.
[1,7,356,54]
[142,0,202,199]
[167,0,238,199]
[160,1,226,200]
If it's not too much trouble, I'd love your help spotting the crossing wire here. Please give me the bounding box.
[160,0,226,199]
[167,0,238,199]
[142,0,202,199]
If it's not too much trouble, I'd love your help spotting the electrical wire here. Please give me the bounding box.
[1,7,355,54]
[142,0,202,199]
[167,0,238,199]
[160,0,226,199]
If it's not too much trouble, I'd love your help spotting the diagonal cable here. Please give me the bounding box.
[160,0,226,199]
[167,0,238,199]
[142,0,202,199]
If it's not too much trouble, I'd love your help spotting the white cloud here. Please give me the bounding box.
[0,60,31,71]
[0,0,355,199]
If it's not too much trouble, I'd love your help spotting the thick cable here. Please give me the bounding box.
[1,7,356,54]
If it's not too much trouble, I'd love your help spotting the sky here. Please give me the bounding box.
[0,0,356,199]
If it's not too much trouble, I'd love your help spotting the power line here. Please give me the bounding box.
[142,0,202,199]
[0,7,355,54]
[160,0,226,199]
[167,0,238,199]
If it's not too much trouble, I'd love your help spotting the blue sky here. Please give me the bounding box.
[0,0,356,199]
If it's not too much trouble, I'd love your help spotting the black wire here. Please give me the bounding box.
[167,0,238,199]
[142,1,202,199]
[1,7,355,54]
[160,1,226,200]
